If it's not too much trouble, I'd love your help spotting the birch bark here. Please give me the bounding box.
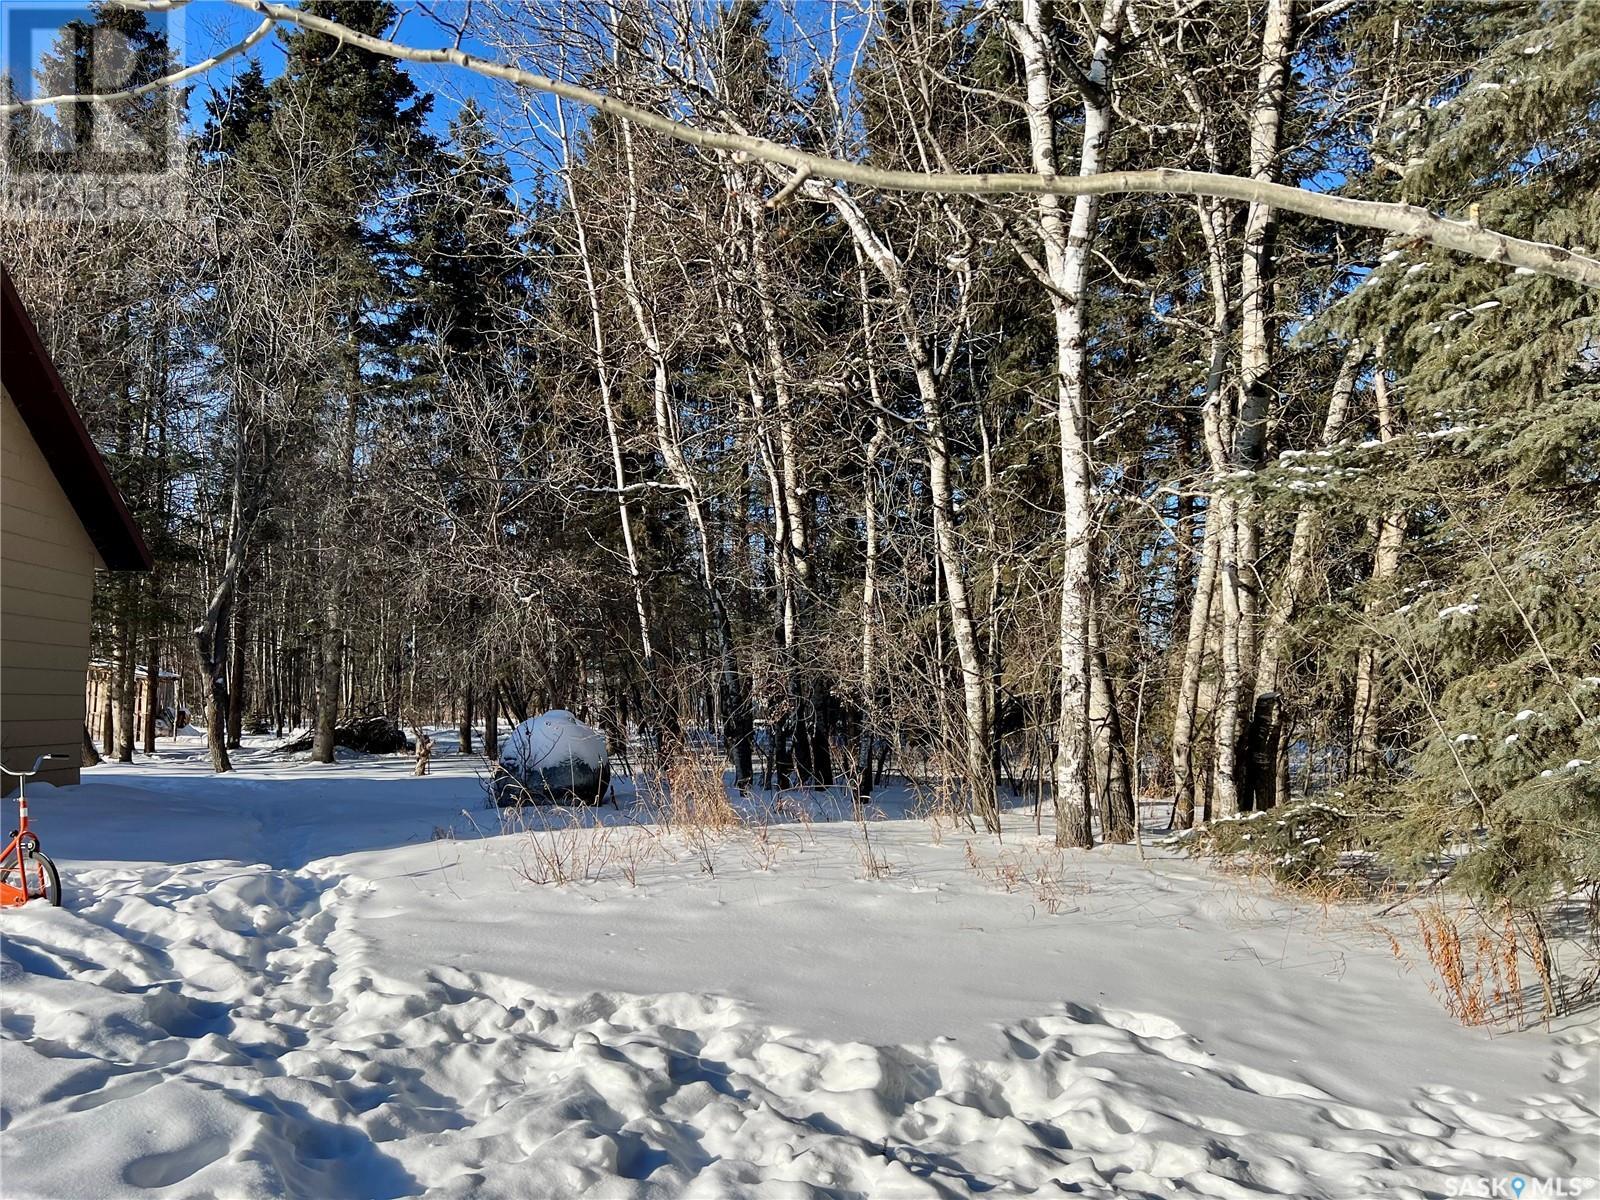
[556,102,659,720]
[1170,188,1234,827]
[853,253,889,805]
[1352,351,1406,776]
[1248,341,1365,807]
[1011,0,1127,847]
[619,118,753,786]
[1214,0,1296,818]
[813,185,997,829]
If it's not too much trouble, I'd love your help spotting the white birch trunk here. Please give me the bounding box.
[815,186,998,829]
[1248,341,1366,807]
[855,257,889,804]
[1012,0,1126,847]
[1352,351,1406,776]
[618,118,752,784]
[1214,0,1296,818]
[556,104,657,687]
[1170,509,1220,827]
[1170,192,1234,828]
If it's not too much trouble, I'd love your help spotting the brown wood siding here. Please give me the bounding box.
[1,384,100,787]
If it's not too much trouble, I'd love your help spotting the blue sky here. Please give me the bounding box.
[4,0,872,203]
[174,0,509,123]
[4,2,511,140]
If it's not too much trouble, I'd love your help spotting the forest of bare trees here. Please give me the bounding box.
[3,0,1596,932]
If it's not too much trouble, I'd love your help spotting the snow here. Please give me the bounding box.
[1,734,1596,1198]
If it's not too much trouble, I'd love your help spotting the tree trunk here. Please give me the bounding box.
[311,599,340,763]
[618,116,752,787]
[484,684,499,759]
[113,578,136,763]
[726,329,798,783]
[926,417,995,829]
[197,590,233,774]
[1352,353,1407,776]
[1165,86,1236,823]
[979,411,1006,792]
[227,582,248,749]
[855,269,890,807]
[193,449,260,775]
[1088,612,1135,842]
[312,303,363,765]
[557,99,660,732]
[1214,0,1297,817]
[142,600,160,755]
[1247,341,1366,807]
[852,254,888,804]
[819,187,996,830]
[1211,497,1248,820]
[1012,0,1127,847]
[459,683,474,754]
[739,176,822,787]
[1171,508,1221,828]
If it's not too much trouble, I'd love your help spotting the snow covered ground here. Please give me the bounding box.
[1,734,1595,1199]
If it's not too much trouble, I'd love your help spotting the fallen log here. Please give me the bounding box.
[277,716,414,756]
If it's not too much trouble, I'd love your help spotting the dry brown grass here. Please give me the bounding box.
[906,758,978,836]
[508,807,620,886]
[507,751,836,887]
[501,803,665,888]
[745,812,807,872]
[645,751,743,834]
[852,818,893,880]
[964,840,1088,915]
[1389,901,1554,1027]
[770,795,817,846]
[612,826,662,887]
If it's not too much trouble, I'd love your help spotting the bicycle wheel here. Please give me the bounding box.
[0,850,61,907]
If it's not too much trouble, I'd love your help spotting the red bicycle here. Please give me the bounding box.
[0,754,64,908]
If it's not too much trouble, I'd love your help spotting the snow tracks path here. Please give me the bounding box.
[1,851,1597,1199]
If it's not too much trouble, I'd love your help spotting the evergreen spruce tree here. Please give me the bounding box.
[1222,3,1600,933]
[1347,2,1598,914]
[272,0,432,760]
[394,99,530,720]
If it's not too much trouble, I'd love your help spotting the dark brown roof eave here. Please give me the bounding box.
[1,265,153,572]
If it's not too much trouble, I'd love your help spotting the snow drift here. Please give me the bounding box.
[0,735,1595,1199]
[490,710,610,806]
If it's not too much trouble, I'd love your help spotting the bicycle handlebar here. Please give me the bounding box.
[0,754,66,779]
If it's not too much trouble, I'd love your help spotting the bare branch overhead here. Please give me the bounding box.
[3,0,1595,289]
